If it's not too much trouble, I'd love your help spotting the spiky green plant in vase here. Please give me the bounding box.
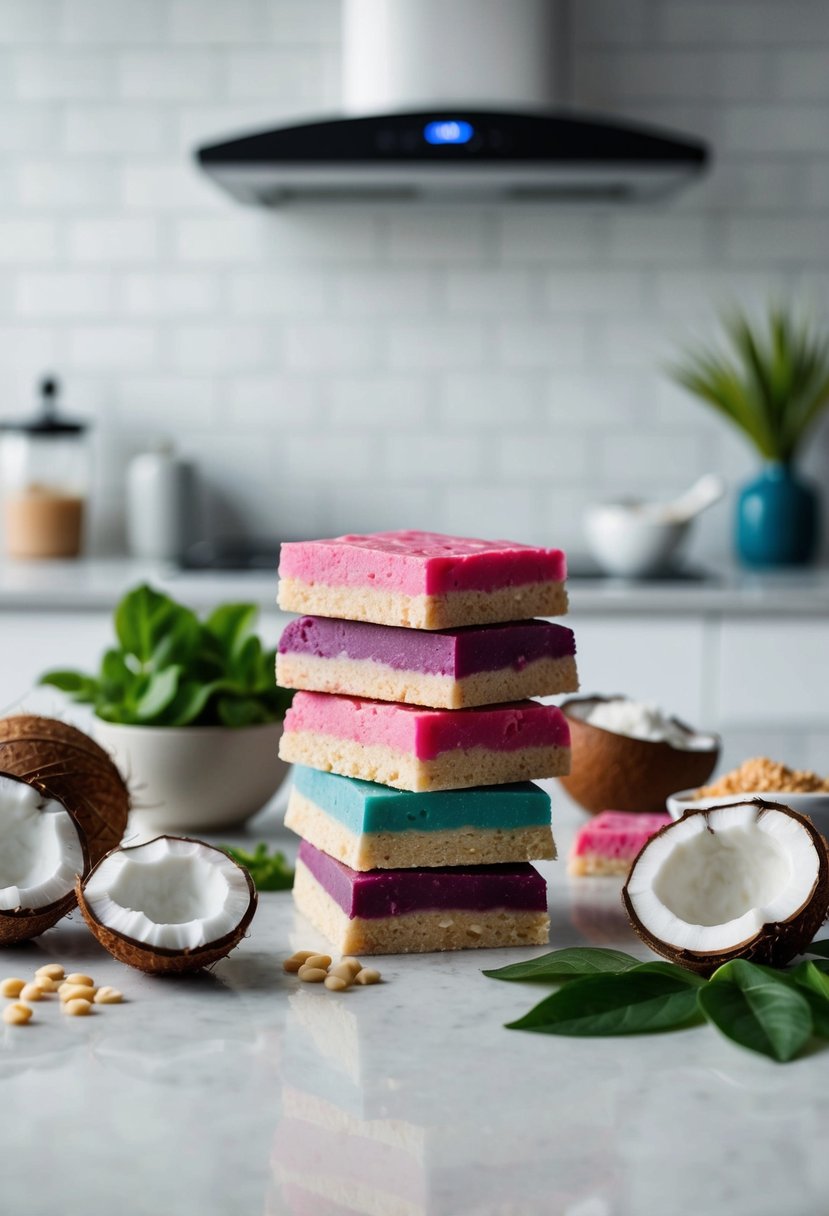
[669,307,829,566]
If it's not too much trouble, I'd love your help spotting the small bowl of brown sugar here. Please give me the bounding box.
[667,757,829,831]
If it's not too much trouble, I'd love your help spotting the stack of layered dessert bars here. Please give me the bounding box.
[276,531,578,956]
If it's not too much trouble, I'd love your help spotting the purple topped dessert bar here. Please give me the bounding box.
[277,615,578,710]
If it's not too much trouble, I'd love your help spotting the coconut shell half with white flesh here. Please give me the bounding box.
[0,715,129,864]
[622,798,829,976]
[0,771,88,945]
[77,836,257,974]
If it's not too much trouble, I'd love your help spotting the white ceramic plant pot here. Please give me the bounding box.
[94,720,289,835]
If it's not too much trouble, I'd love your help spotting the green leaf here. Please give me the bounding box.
[133,666,181,722]
[699,959,813,1062]
[483,946,641,983]
[216,695,271,728]
[222,844,293,892]
[115,585,187,665]
[788,961,829,1037]
[205,603,259,660]
[505,964,704,1036]
[39,669,99,702]
[803,940,829,959]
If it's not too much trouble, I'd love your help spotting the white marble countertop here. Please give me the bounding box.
[3,798,826,1216]
[1,555,829,616]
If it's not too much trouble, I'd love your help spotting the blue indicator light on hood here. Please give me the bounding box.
[423,120,474,145]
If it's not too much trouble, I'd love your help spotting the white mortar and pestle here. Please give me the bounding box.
[584,474,725,578]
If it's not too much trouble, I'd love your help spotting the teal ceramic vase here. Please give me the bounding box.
[736,462,820,567]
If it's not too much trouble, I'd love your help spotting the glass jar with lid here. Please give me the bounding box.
[0,376,91,559]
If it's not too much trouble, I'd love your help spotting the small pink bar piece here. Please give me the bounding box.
[279,690,571,792]
[278,530,568,630]
[568,811,672,877]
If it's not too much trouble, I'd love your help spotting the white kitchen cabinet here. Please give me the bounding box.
[715,618,829,726]
[571,615,710,725]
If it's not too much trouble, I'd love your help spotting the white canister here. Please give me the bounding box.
[125,447,197,561]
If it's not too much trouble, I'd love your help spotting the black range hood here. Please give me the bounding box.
[196,108,709,206]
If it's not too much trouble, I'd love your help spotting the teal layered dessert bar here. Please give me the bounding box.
[293,840,550,955]
[285,766,556,871]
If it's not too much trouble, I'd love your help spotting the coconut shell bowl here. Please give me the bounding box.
[559,695,720,816]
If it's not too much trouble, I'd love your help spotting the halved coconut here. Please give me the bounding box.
[623,798,829,975]
[0,715,129,864]
[0,771,88,944]
[77,836,257,974]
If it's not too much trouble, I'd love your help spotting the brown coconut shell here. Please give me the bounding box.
[0,715,129,865]
[559,695,719,815]
[622,798,829,976]
[77,836,258,975]
[0,771,89,945]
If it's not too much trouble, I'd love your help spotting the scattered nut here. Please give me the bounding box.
[297,966,328,983]
[467,924,484,937]
[329,963,356,984]
[35,964,65,981]
[65,973,94,988]
[93,987,123,1005]
[0,978,26,999]
[324,975,349,992]
[339,957,363,978]
[304,954,331,971]
[282,958,304,974]
[63,999,92,1017]
[35,976,58,993]
[355,968,381,985]
[59,984,96,1004]
[3,1002,32,1026]
[19,983,43,1003]
[290,950,316,964]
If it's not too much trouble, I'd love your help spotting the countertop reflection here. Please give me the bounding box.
[2,808,826,1216]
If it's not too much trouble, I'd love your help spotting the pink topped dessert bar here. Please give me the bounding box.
[277,615,578,709]
[568,811,672,877]
[277,530,568,630]
[279,690,571,792]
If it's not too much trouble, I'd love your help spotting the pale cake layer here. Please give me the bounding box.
[278,576,568,630]
[277,650,579,710]
[567,854,632,878]
[285,788,556,870]
[279,729,570,792]
[293,859,550,955]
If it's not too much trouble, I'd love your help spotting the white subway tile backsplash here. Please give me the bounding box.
[118,50,219,100]
[230,270,330,317]
[387,322,485,369]
[69,217,158,263]
[0,219,58,262]
[60,0,166,44]
[387,214,487,263]
[16,271,113,316]
[123,271,220,317]
[445,270,534,315]
[63,105,169,154]
[168,1,269,45]
[497,321,586,369]
[284,321,378,371]
[0,0,825,556]
[17,159,120,208]
[67,325,157,368]
[13,51,115,99]
[326,377,429,428]
[171,324,275,373]
[384,434,484,481]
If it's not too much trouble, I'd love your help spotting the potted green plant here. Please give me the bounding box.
[40,584,294,833]
[669,306,829,566]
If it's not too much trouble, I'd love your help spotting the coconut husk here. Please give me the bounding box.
[623,798,829,976]
[76,836,257,975]
[0,715,129,865]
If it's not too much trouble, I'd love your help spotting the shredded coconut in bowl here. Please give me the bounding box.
[581,698,713,751]
[695,757,829,799]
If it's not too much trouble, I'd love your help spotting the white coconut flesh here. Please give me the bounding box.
[627,803,820,953]
[0,774,85,912]
[83,837,252,951]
